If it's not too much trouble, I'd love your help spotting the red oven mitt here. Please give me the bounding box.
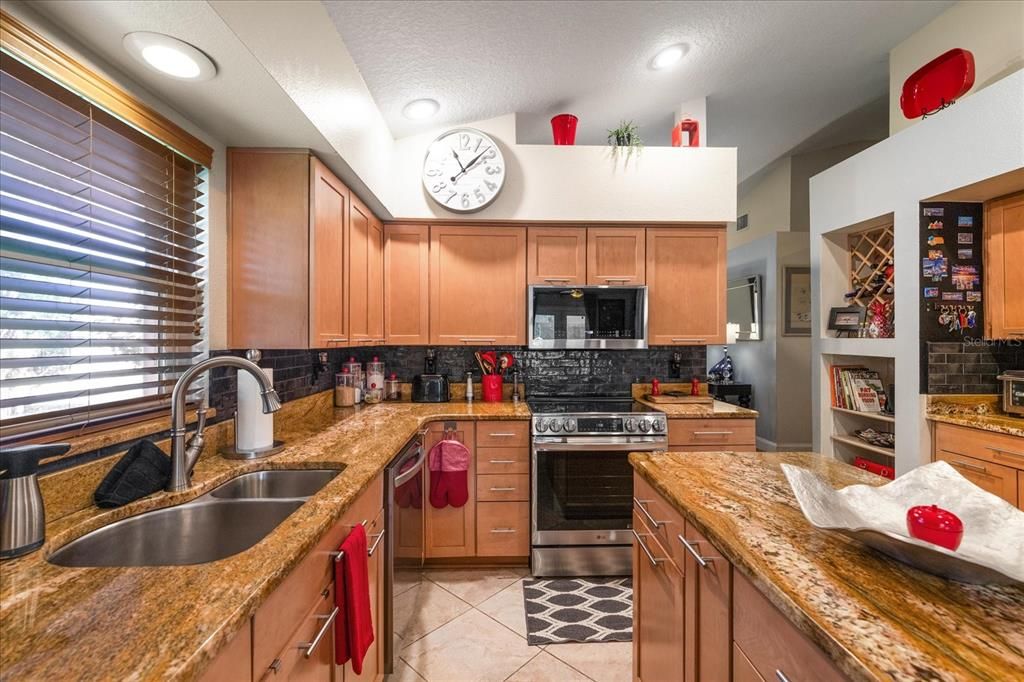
[428,438,471,508]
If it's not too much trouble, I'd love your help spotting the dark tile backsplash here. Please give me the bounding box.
[924,340,1023,394]
[209,346,707,417]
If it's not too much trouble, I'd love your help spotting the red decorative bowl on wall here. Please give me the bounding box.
[900,48,975,120]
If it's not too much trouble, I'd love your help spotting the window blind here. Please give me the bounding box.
[0,54,207,441]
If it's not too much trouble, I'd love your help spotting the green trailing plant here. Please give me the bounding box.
[607,120,643,161]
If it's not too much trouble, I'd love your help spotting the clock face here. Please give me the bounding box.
[422,128,505,212]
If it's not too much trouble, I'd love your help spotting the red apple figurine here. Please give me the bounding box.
[906,505,964,551]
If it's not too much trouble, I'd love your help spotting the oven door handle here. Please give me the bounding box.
[532,440,666,452]
[393,443,426,487]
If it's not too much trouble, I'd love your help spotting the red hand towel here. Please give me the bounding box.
[334,524,374,672]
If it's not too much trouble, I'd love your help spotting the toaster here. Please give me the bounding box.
[413,374,450,403]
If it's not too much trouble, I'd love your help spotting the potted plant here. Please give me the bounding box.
[607,120,643,161]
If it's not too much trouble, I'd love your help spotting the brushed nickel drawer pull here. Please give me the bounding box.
[950,459,987,473]
[671,338,705,343]
[775,671,792,682]
[489,459,517,464]
[487,432,518,437]
[367,529,386,557]
[605,278,631,283]
[460,338,497,343]
[490,528,517,533]
[633,497,665,528]
[300,606,339,658]
[489,487,517,492]
[988,446,1024,461]
[632,529,665,567]
[940,448,973,458]
[543,278,570,283]
[677,534,712,568]
[694,431,734,436]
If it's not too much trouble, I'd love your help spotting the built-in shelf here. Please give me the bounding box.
[819,337,897,358]
[831,434,896,459]
[831,406,896,424]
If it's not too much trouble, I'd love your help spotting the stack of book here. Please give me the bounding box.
[830,365,890,414]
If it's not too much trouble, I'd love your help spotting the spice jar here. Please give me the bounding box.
[384,372,401,401]
[364,382,383,404]
[343,356,362,403]
[367,356,385,394]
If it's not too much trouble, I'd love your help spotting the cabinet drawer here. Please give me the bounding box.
[934,422,1024,471]
[633,474,687,568]
[253,473,381,676]
[477,473,530,501]
[477,421,530,448]
[259,583,336,681]
[935,450,1018,506]
[476,501,529,556]
[733,570,844,682]
[476,447,529,474]
[733,642,766,682]
[669,419,755,447]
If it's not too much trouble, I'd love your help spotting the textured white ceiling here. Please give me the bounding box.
[325,0,952,181]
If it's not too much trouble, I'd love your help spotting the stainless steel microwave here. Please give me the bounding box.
[528,285,648,349]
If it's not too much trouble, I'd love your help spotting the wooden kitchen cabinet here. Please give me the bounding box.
[682,521,731,682]
[349,195,384,345]
[935,450,1018,506]
[429,225,526,345]
[229,149,350,349]
[668,418,756,451]
[646,227,727,345]
[384,224,430,345]
[587,227,645,285]
[424,421,477,558]
[342,508,385,681]
[984,190,1024,339]
[199,620,251,682]
[932,421,1023,508]
[527,226,587,284]
[632,511,685,682]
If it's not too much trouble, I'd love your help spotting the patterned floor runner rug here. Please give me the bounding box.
[522,577,632,645]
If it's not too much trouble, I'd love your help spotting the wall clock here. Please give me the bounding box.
[422,127,505,212]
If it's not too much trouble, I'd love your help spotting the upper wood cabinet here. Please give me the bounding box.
[429,225,526,345]
[229,149,349,349]
[384,224,430,345]
[984,190,1024,339]
[587,227,645,284]
[350,195,384,344]
[646,227,726,345]
[527,227,587,285]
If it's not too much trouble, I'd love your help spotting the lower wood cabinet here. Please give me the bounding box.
[632,511,685,682]
[668,418,756,452]
[199,620,252,682]
[424,421,477,558]
[683,523,731,682]
[932,421,1023,508]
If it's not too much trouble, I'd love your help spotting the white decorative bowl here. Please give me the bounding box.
[781,461,1024,585]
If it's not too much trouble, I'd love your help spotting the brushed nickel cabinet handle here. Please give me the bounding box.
[950,459,987,473]
[633,497,664,528]
[775,671,792,682]
[694,431,734,436]
[605,278,631,283]
[489,487,517,492]
[490,528,517,534]
[671,338,706,343]
[367,529,386,556]
[300,606,339,658]
[268,659,282,674]
[988,446,1024,461]
[489,459,516,464]
[677,534,713,568]
[487,432,518,437]
[460,338,497,343]
[631,529,665,567]
[543,278,570,283]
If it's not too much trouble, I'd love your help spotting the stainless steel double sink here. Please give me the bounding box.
[48,469,342,568]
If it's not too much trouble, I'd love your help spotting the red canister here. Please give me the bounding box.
[482,375,504,402]
[550,114,579,145]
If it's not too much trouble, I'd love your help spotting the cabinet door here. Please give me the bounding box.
[647,227,726,345]
[429,226,526,345]
[984,190,1024,339]
[424,422,477,557]
[633,514,684,682]
[682,522,731,682]
[384,224,430,345]
[349,196,373,344]
[527,227,586,284]
[341,508,385,680]
[199,619,251,682]
[367,214,385,343]
[309,157,350,349]
[587,227,645,285]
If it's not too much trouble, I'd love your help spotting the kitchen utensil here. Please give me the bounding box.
[498,353,514,376]
[474,351,487,375]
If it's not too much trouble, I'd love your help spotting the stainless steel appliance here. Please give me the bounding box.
[530,397,667,576]
[383,433,426,672]
[412,374,450,402]
[528,285,648,350]
[1,443,68,560]
[998,371,1024,417]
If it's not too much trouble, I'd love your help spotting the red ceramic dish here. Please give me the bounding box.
[900,48,975,119]
[906,505,964,551]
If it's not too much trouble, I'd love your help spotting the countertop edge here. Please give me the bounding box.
[925,412,1024,438]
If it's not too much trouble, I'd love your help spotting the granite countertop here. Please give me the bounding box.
[639,397,759,419]
[0,399,531,681]
[629,450,1024,681]
[925,396,1024,438]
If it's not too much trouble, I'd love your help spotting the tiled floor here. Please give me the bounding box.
[387,568,633,682]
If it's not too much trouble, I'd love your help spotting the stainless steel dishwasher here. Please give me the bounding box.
[383,432,425,673]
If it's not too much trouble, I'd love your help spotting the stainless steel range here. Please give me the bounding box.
[529,396,667,576]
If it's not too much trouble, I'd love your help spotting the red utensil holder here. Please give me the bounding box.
[550,114,578,145]
[482,375,504,402]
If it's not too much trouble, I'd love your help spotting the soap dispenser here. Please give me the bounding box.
[1,443,69,559]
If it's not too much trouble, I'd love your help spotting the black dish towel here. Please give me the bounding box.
[94,440,171,508]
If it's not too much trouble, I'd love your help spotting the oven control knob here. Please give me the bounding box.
[549,419,562,432]
[535,418,548,433]
[652,418,666,433]
[564,418,577,432]
[638,418,651,433]
[625,418,638,432]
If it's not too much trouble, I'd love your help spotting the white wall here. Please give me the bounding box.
[5,1,230,350]
[732,157,791,248]
[810,70,1024,474]
[889,0,1024,134]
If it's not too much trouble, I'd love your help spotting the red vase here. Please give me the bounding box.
[550,114,578,145]
[672,118,700,147]
[482,375,504,402]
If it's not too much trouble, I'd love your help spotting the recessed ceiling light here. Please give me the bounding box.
[403,98,440,120]
[123,32,217,81]
[650,43,688,71]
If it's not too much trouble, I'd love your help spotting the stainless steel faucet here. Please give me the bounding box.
[167,356,281,492]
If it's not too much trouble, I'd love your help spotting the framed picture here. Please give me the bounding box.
[828,305,866,333]
[783,266,811,336]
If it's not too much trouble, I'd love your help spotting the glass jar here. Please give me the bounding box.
[366,356,385,393]
[342,356,362,403]
[334,369,356,407]
[384,372,401,401]
[364,381,383,404]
